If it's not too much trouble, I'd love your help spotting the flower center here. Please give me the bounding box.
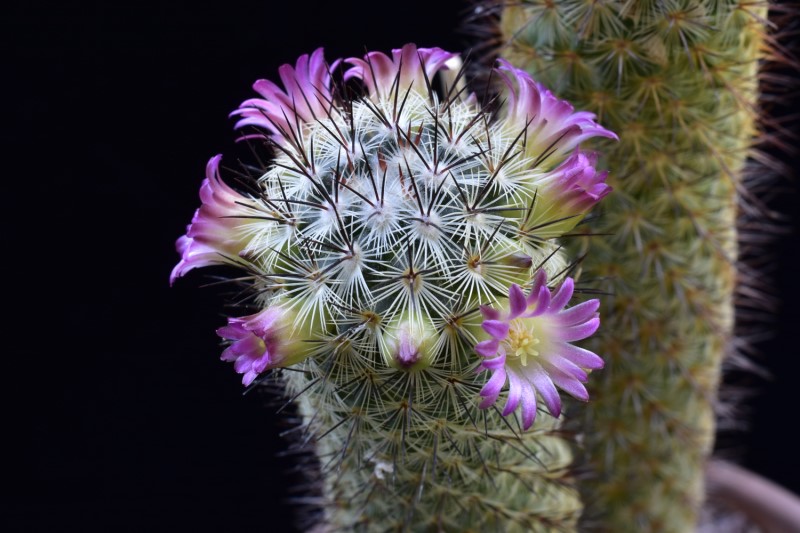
[506,320,540,367]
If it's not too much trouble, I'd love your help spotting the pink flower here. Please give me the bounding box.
[475,271,603,429]
[232,48,337,144]
[495,59,617,165]
[170,155,255,285]
[345,43,456,100]
[216,306,305,386]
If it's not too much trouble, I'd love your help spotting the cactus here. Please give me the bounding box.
[477,1,769,530]
[172,44,619,530]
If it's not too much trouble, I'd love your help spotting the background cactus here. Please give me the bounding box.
[472,1,773,530]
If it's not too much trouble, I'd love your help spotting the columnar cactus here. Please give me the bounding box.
[482,1,768,530]
[172,44,616,530]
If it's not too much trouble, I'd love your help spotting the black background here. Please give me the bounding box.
[5,1,799,531]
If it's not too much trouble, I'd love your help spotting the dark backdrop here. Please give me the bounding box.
[5,1,798,531]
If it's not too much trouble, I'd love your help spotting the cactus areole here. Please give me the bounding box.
[172,44,615,530]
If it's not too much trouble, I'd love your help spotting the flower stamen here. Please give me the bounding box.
[508,321,541,366]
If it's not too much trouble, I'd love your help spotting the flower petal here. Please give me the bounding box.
[519,381,538,430]
[556,317,600,342]
[543,357,588,382]
[479,367,507,409]
[548,368,590,402]
[482,319,510,340]
[481,351,507,371]
[526,285,551,317]
[556,299,599,326]
[554,342,604,370]
[170,155,255,284]
[215,305,309,385]
[508,284,527,318]
[216,324,248,341]
[230,335,264,357]
[233,353,254,373]
[502,370,523,416]
[220,346,238,362]
[233,49,334,144]
[345,44,456,100]
[251,352,272,374]
[527,269,547,305]
[242,370,259,387]
[475,339,500,357]
[549,277,574,311]
[479,305,501,321]
[243,307,282,335]
[528,366,561,418]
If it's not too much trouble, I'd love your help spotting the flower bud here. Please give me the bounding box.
[381,316,437,371]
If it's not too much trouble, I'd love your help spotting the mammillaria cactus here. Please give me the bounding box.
[172,44,616,529]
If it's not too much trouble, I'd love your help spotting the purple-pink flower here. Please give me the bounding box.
[170,155,254,285]
[345,43,456,100]
[216,306,306,386]
[475,271,603,429]
[496,59,617,165]
[232,48,336,144]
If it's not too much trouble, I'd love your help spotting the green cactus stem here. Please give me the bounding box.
[489,1,768,530]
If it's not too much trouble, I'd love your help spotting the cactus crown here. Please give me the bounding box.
[229,52,598,343]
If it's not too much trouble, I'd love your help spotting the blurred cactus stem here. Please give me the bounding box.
[491,1,767,530]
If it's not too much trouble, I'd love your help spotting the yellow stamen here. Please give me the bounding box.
[507,321,540,366]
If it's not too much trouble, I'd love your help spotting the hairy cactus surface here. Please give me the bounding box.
[480,1,769,530]
[172,44,617,530]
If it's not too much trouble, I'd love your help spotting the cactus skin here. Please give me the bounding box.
[490,1,768,530]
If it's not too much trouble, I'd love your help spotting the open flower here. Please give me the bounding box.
[217,305,311,386]
[475,270,603,429]
[170,155,256,285]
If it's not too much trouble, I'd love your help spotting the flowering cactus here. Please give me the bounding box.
[173,44,615,530]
